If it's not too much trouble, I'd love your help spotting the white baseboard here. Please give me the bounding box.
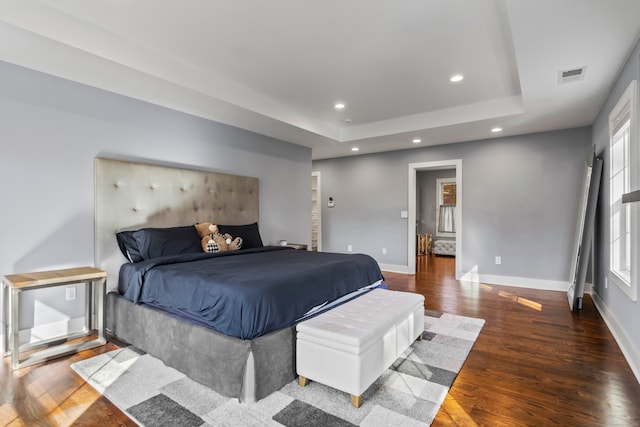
[379,263,410,274]
[590,291,640,384]
[383,265,571,292]
[18,317,86,346]
[584,282,593,295]
[460,272,570,292]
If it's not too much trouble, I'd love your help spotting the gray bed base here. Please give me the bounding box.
[106,292,296,402]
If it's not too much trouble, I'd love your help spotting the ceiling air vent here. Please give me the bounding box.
[558,66,586,84]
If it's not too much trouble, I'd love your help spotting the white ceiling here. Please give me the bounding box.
[2,0,640,159]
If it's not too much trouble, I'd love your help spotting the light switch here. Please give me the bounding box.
[400,210,408,218]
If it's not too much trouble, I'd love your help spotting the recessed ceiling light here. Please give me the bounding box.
[450,74,464,83]
[344,118,352,123]
[491,127,503,133]
[412,138,422,144]
[335,103,345,110]
[351,147,360,152]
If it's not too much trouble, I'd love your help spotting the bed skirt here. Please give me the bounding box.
[106,292,296,402]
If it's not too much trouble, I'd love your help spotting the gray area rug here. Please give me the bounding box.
[71,311,484,426]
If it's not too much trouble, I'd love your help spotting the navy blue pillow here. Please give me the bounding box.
[116,230,144,263]
[132,225,202,260]
[217,223,264,249]
[114,225,202,262]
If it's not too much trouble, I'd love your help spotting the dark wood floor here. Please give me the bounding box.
[2,255,639,426]
[389,255,640,426]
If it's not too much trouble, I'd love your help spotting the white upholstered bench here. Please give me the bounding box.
[296,288,425,408]
[433,239,456,256]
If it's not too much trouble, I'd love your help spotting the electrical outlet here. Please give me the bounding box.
[347,244,353,252]
[66,286,76,301]
[495,256,501,265]
[382,248,387,255]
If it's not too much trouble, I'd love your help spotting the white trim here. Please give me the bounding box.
[311,171,322,252]
[584,282,593,295]
[460,271,570,292]
[383,264,577,293]
[18,317,86,346]
[591,291,640,384]
[378,263,410,274]
[408,160,463,278]
[608,79,638,302]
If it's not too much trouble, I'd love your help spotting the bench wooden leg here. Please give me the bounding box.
[351,394,362,408]
[299,376,308,387]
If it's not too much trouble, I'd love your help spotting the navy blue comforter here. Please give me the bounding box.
[118,247,383,339]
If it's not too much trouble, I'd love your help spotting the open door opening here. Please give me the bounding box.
[408,160,462,278]
[311,171,321,252]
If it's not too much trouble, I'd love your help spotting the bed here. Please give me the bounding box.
[95,158,383,402]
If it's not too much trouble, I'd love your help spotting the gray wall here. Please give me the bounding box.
[313,127,591,281]
[417,169,456,236]
[0,61,311,339]
[591,37,640,373]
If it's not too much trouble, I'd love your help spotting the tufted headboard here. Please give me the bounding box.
[94,157,259,291]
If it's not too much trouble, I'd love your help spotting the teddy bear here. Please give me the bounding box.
[194,222,243,253]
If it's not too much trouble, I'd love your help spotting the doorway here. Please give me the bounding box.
[407,160,462,278]
[311,171,321,251]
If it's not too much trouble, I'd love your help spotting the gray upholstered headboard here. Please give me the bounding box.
[94,158,259,291]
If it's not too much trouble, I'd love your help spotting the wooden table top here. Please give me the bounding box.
[3,267,106,289]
